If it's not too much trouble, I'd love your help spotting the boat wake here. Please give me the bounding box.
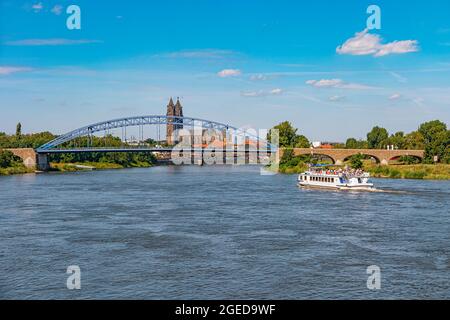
[298,185,412,194]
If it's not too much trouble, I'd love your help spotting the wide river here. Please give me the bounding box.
[0,166,449,299]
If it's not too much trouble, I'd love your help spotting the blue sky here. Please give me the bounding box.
[1,0,450,141]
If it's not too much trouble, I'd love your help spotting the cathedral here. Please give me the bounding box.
[166,97,183,145]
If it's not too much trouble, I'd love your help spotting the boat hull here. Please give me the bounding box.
[298,182,375,191]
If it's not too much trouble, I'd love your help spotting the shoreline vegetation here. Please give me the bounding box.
[1,119,449,179]
[1,124,157,176]
[278,159,450,180]
[272,119,449,180]
[49,161,153,172]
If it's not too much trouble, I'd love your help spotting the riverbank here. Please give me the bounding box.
[0,161,154,176]
[366,164,450,180]
[278,161,450,180]
[0,166,34,176]
[50,161,153,172]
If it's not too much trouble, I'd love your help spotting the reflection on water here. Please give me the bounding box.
[0,166,449,299]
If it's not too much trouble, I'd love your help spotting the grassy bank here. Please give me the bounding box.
[276,151,450,179]
[366,164,450,180]
[50,161,153,172]
[277,161,450,180]
[0,166,34,176]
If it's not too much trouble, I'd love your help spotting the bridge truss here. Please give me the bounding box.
[37,115,277,153]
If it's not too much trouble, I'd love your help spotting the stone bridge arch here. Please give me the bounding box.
[284,148,424,165]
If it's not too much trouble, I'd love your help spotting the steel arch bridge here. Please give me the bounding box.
[36,115,277,153]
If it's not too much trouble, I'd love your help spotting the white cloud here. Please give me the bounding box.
[329,95,345,101]
[5,39,103,46]
[158,49,235,59]
[389,71,407,83]
[32,2,43,12]
[306,79,374,90]
[241,88,284,97]
[389,93,402,100]
[306,79,343,87]
[0,66,32,75]
[241,90,264,97]
[217,69,241,78]
[249,74,267,81]
[51,5,63,15]
[270,88,283,95]
[412,97,425,106]
[336,29,419,57]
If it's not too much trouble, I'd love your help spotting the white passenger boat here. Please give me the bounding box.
[297,164,375,191]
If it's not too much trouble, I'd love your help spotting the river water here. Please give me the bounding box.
[0,166,449,299]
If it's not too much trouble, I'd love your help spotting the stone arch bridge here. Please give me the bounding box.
[284,148,424,165]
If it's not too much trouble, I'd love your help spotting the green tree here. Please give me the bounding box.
[270,121,298,147]
[418,120,449,163]
[345,138,358,149]
[345,138,368,149]
[280,148,294,164]
[367,126,389,149]
[270,121,310,148]
[0,150,21,168]
[16,122,22,137]
[387,131,406,149]
[295,134,310,148]
[349,154,364,169]
[404,131,425,150]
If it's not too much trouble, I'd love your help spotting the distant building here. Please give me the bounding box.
[312,141,343,149]
[166,97,184,145]
[312,141,321,148]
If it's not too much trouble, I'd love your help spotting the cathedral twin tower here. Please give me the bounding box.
[166,97,183,145]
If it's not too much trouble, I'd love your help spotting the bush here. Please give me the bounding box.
[389,169,401,179]
[0,150,22,168]
[400,156,421,164]
[403,170,426,179]
[349,154,364,169]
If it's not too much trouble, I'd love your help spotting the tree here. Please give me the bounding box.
[367,126,389,149]
[270,121,310,148]
[387,131,406,149]
[418,120,449,163]
[404,131,425,150]
[349,154,364,169]
[295,134,310,148]
[280,148,294,164]
[345,138,358,149]
[345,138,368,149]
[270,121,298,147]
[0,150,20,168]
[16,123,22,137]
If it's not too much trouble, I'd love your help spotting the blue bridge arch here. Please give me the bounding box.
[37,115,277,152]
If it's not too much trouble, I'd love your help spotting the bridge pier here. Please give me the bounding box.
[37,153,50,171]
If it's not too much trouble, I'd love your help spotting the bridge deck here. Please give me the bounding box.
[36,148,274,154]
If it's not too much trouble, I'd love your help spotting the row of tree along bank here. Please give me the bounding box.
[271,119,449,164]
[0,124,156,175]
[272,119,449,179]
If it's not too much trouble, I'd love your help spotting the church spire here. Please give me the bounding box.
[174,97,183,117]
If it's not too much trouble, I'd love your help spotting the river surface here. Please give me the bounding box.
[0,166,449,299]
